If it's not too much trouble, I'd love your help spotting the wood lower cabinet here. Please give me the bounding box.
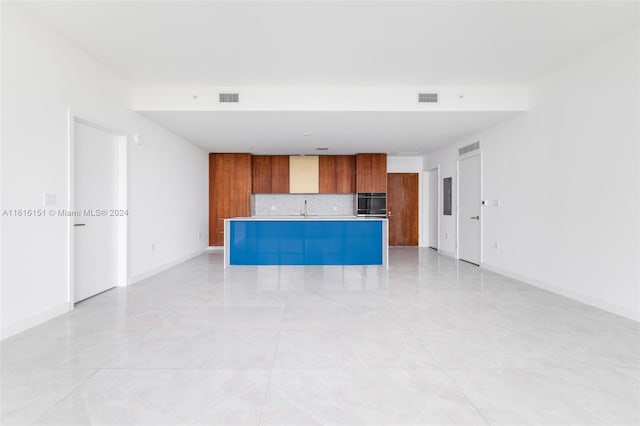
[209,153,252,246]
[252,155,290,193]
[319,155,355,194]
[356,153,387,193]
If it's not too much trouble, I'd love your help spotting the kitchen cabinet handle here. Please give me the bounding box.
[470,216,480,220]
[74,223,86,227]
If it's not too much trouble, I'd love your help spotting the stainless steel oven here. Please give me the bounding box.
[356,192,387,217]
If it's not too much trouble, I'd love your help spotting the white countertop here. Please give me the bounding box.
[227,216,387,221]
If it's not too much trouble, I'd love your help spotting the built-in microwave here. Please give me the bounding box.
[356,192,387,217]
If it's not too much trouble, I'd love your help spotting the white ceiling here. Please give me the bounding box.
[26,1,639,86]
[139,111,518,154]
[23,1,638,153]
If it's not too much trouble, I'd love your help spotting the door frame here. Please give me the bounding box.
[456,151,483,263]
[424,166,440,250]
[67,109,129,309]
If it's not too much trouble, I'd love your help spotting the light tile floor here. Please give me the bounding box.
[1,248,639,425]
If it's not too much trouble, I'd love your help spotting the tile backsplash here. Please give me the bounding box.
[253,194,355,217]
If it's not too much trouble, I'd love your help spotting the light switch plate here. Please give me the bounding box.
[44,193,57,206]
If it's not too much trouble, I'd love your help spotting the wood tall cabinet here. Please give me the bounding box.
[319,155,356,194]
[252,156,290,194]
[209,153,252,246]
[356,153,387,193]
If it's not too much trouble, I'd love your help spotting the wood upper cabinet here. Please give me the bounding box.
[271,156,290,193]
[335,156,356,193]
[319,155,356,194]
[209,153,252,246]
[251,156,272,194]
[319,156,336,193]
[356,153,387,193]
[356,154,372,193]
[371,154,387,192]
[251,155,290,193]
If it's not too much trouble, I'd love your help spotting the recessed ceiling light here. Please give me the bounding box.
[303,133,311,137]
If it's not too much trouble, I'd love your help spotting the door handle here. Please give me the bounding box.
[74,223,86,227]
[470,216,480,220]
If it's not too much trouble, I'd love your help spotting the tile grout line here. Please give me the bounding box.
[27,368,102,426]
[4,250,638,425]
[442,367,493,426]
[18,323,163,425]
[257,307,286,425]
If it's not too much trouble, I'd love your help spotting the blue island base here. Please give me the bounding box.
[225,219,386,266]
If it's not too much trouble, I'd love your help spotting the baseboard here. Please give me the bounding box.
[481,262,640,322]
[129,247,207,285]
[1,302,69,340]
[437,248,456,259]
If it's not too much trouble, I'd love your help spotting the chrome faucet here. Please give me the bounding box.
[301,199,309,218]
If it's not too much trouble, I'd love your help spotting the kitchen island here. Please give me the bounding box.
[224,217,388,267]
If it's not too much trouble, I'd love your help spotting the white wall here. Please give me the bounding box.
[0,4,208,338]
[423,148,460,257]
[425,169,439,249]
[127,116,208,283]
[387,156,423,173]
[424,27,640,320]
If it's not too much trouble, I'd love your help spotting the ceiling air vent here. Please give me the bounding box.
[459,141,480,156]
[219,93,239,103]
[418,93,438,103]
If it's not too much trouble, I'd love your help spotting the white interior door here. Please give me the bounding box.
[427,169,439,249]
[74,122,119,302]
[458,154,481,265]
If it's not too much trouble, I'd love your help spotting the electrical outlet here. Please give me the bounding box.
[151,243,156,252]
[198,232,202,240]
[270,205,276,211]
[493,200,500,207]
[494,242,499,251]
[333,205,338,211]
[445,233,449,239]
